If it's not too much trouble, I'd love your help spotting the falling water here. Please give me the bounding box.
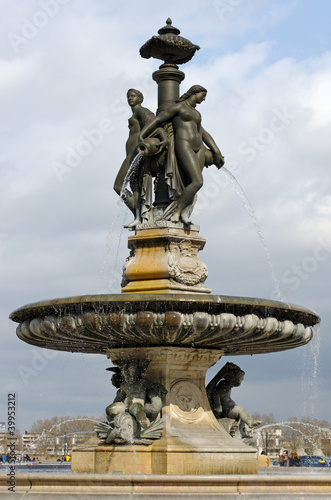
[222,168,322,420]
[99,154,144,294]
[257,421,324,453]
[222,167,285,301]
[301,323,321,419]
[99,199,127,293]
[132,447,142,474]
[120,153,143,198]
[24,417,100,452]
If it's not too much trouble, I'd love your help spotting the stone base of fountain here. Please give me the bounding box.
[2,471,331,498]
[122,225,211,294]
[71,441,256,475]
[72,347,257,475]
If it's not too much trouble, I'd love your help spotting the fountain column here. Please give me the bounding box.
[153,63,185,113]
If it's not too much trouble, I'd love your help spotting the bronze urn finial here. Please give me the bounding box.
[140,18,200,66]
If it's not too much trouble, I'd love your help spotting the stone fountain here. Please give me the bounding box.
[10,19,319,476]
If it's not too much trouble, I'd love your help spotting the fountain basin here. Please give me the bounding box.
[10,293,320,355]
[10,294,319,475]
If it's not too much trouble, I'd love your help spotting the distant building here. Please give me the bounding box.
[0,423,7,454]
[21,432,39,452]
[257,428,283,458]
[320,427,331,453]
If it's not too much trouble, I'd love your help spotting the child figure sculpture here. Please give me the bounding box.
[206,362,261,444]
[95,359,167,445]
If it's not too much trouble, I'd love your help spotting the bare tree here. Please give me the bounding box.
[27,415,100,458]
[281,416,331,455]
[251,413,276,427]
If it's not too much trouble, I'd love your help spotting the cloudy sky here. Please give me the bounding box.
[1,0,331,434]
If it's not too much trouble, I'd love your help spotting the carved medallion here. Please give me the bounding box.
[170,380,204,421]
[168,240,208,286]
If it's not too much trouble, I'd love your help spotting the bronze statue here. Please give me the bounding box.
[113,89,154,224]
[95,411,164,445]
[95,360,167,445]
[138,85,224,224]
[206,362,261,444]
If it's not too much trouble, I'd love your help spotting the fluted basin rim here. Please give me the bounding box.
[10,293,320,355]
[10,293,320,326]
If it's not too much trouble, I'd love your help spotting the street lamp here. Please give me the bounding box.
[63,432,67,458]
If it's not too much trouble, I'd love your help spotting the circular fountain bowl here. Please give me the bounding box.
[10,294,320,356]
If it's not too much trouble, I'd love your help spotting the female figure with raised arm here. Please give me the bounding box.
[138,85,224,224]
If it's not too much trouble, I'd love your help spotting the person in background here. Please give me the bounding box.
[279,450,289,466]
[289,450,301,466]
[258,450,270,466]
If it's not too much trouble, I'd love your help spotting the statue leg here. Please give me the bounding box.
[180,194,197,225]
[128,402,150,429]
[121,189,136,215]
[114,156,130,196]
[124,171,144,228]
[106,401,127,420]
[227,405,261,428]
[144,395,163,421]
[174,145,203,222]
[114,156,136,216]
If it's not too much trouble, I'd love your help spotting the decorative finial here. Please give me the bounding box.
[140,19,200,65]
[157,18,180,36]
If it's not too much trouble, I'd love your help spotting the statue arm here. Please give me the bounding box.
[201,127,224,168]
[139,104,179,142]
[112,388,126,403]
[206,377,218,400]
[206,372,226,403]
[135,106,155,128]
[206,378,225,414]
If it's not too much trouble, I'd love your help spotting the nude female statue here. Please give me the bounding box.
[113,89,154,221]
[138,85,224,224]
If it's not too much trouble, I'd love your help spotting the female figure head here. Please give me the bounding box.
[127,89,144,107]
[177,85,207,102]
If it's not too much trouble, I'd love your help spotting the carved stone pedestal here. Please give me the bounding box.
[122,224,211,294]
[71,347,257,475]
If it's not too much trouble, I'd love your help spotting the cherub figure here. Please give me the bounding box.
[206,362,261,442]
[95,359,167,445]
